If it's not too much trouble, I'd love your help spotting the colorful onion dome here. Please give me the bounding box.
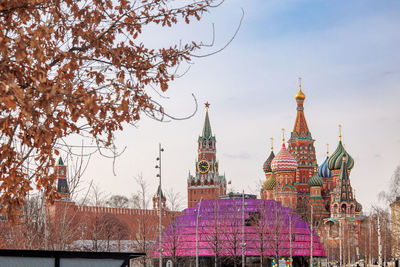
[295,87,306,101]
[271,143,298,172]
[355,201,362,212]
[327,141,354,170]
[295,78,306,100]
[263,151,275,173]
[318,156,332,178]
[307,172,323,187]
[263,173,276,191]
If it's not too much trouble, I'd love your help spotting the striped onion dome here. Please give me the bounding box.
[263,151,275,173]
[263,173,276,191]
[327,141,354,170]
[318,156,332,178]
[355,201,362,212]
[271,143,298,172]
[307,172,323,187]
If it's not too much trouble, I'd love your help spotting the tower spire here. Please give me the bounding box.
[292,78,310,137]
[288,78,316,184]
[295,77,306,101]
[205,101,210,112]
[189,102,226,208]
[202,102,212,139]
[55,156,70,200]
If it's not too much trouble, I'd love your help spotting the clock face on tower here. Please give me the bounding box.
[197,160,210,173]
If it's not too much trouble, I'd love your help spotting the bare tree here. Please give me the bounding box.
[87,185,107,207]
[131,174,155,266]
[101,214,129,252]
[249,200,272,267]
[379,165,400,203]
[106,195,130,209]
[370,206,392,264]
[264,200,291,264]
[222,199,242,267]
[165,188,183,212]
[378,165,400,262]
[202,200,224,267]
[162,214,184,266]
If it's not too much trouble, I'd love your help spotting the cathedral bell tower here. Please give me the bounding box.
[187,103,226,208]
[288,78,317,194]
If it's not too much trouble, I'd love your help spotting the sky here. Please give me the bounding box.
[67,0,400,212]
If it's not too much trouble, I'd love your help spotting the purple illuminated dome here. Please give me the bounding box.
[154,198,326,258]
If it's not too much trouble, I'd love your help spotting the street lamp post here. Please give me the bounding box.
[156,143,164,267]
[241,191,247,267]
[339,220,342,267]
[289,210,293,263]
[369,218,372,267]
[310,205,313,267]
[195,198,202,267]
[325,219,343,267]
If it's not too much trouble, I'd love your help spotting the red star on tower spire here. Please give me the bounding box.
[205,102,210,112]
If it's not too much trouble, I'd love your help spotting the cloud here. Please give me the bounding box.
[383,71,394,75]
[223,152,251,160]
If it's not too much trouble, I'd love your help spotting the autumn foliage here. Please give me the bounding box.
[0,0,219,218]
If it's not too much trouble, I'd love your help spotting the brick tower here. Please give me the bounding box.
[187,103,226,208]
[47,157,76,238]
[153,185,166,210]
[55,157,70,200]
[325,154,362,249]
[287,78,317,195]
[307,168,329,217]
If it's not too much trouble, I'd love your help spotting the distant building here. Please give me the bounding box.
[391,196,400,260]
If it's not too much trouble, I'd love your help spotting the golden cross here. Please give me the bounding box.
[339,124,342,141]
[270,137,274,151]
[326,143,329,156]
[298,77,302,89]
[282,128,285,143]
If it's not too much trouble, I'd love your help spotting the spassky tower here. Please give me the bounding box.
[187,103,227,208]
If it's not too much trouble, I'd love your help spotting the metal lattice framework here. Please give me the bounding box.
[154,199,326,257]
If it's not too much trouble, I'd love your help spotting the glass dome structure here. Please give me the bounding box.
[154,198,326,258]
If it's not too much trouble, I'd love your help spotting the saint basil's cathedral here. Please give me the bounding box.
[187,79,362,242]
[261,80,362,240]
